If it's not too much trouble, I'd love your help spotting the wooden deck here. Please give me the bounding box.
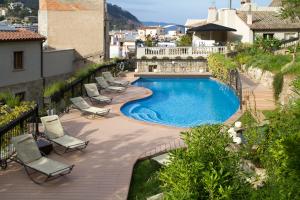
[241,73,276,111]
[0,73,276,200]
[0,84,183,200]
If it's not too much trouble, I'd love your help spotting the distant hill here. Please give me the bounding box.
[143,21,182,27]
[2,1,142,30]
[107,3,142,30]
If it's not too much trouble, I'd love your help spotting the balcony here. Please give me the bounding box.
[136,46,228,59]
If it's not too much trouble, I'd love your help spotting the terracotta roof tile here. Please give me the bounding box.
[237,11,300,31]
[0,29,45,42]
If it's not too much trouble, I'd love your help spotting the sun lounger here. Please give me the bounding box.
[11,134,74,184]
[41,115,89,154]
[95,77,126,93]
[70,97,110,116]
[102,71,130,87]
[84,83,112,104]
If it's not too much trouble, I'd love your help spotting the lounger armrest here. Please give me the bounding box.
[66,140,90,149]
[49,164,75,176]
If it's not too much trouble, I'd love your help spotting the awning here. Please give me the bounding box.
[188,23,237,32]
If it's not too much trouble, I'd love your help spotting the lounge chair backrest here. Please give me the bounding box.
[84,83,100,97]
[102,72,115,82]
[95,77,109,89]
[41,115,65,139]
[70,97,91,110]
[11,134,42,164]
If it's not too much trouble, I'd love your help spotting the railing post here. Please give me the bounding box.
[35,106,39,136]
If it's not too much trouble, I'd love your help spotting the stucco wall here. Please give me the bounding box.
[255,31,299,40]
[39,0,107,60]
[43,49,75,77]
[218,9,253,43]
[0,41,42,87]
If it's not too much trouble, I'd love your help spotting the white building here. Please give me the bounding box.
[138,26,165,41]
[186,0,300,44]
[110,30,138,58]
[0,7,7,17]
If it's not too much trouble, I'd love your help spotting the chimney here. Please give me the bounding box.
[247,13,253,25]
[207,7,218,22]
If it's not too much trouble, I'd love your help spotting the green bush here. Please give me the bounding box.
[208,54,237,82]
[160,125,251,200]
[128,160,162,200]
[235,47,292,73]
[43,81,66,98]
[254,37,282,52]
[273,72,284,100]
[0,92,20,108]
[43,61,119,98]
[176,35,192,47]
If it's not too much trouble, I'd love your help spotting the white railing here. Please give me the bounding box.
[136,46,227,59]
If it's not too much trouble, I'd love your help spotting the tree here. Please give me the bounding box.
[145,34,153,47]
[281,0,300,67]
[176,34,192,47]
[281,0,300,20]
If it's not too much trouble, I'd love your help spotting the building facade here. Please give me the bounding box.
[38,0,109,63]
[0,27,45,104]
[186,0,300,44]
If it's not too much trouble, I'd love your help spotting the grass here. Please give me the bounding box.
[239,111,257,126]
[128,159,162,200]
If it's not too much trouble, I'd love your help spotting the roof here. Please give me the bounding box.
[185,19,207,27]
[188,23,236,32]
[0,28,45,42]
[237,11,300,31]
[269,0,282,7]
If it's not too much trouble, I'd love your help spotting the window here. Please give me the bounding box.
[15,91,26,102]
[263,33,274,39]
[13,51,23,70]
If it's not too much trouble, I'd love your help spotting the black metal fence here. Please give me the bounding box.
[0,106,39,169]
[228,69,243,109]
[44,60,130,114]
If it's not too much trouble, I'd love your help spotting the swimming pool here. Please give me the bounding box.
[121,78,240,128]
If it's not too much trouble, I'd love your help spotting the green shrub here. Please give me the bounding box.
[208,54,237,82]
[254,37,282,52]
[0,92,20,108]
[160,125,251,200]
[43,81,66,98]
[176,35,192,47]
[128,160,162,200]
[273,72,284,100]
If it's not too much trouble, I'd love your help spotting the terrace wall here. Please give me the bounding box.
[136,59,208,73]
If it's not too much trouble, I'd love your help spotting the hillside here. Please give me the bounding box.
[107,3,141,30]
[1,1,142,30]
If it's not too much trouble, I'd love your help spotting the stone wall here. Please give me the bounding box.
[279,75,299,105]
[242,65,274,89]
[136,59,208,73]
[0,79,44,106]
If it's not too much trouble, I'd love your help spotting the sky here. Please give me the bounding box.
[108,0,272,24]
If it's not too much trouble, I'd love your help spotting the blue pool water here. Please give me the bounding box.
[121,78,240,128]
